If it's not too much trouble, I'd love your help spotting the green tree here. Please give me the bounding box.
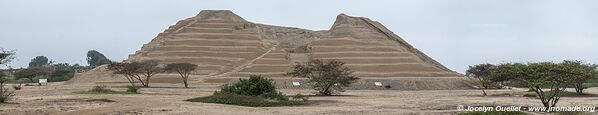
[525,62,569,110]
[164,63,197,88]
[14,67,51,83]
[87,50,112,67]
[28,56,50,67]
[48,63,90,82]
[558,60,597,95]
[465,63,496,96]
[286,59,359,96]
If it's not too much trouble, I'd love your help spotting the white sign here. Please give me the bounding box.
[39,79,47,83]
[292,82,301,86]
[374,82,383,86]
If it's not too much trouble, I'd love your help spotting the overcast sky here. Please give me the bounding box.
[1,0,596,73]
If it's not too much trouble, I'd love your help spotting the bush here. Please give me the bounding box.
[384,85,392,89]
[219,75,288,101]
[221,75,276,96]
[12,85,21,90]
[187,75,305,107]
[0,85,15,103]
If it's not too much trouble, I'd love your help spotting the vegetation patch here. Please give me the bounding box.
[187,92,305,107]
[187,75,306,107]
[73,86,137,94]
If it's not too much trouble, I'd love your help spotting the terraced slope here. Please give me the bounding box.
[127,10,272,76]
[309,14,461,77]
[71,10,471,89]
[229,49,292,78]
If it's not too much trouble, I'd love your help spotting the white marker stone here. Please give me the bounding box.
[292,81,301,86]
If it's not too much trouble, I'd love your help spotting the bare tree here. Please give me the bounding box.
[164,63,197,88]
[137,60,162,87]
[0,48,16,103]
[107,62,141,88]
[0,48,15,65]
[108,60,164,88]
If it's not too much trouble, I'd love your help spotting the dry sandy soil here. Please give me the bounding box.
[1,82,598,115]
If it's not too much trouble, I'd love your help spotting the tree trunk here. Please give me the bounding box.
[124,75,137,88]
[574,83,584,95]
[183,80,188,88]
[477,78,488,96]
[481,89,487,96]
[144,77,151,87]
[132,75,146,87]
[320,83,333,96]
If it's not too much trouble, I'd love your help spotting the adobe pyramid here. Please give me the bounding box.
[74,10,472,90]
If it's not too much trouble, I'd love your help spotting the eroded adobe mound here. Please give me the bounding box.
[70,10,473,90]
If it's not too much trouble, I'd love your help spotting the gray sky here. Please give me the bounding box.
[1,0,596,73]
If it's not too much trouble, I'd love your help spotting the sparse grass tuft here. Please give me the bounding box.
[523,92,537,97]
[126,86,138,93]
[73,85,137,94]
[187,92,305,107]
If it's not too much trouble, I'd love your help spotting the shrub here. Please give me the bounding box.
[187,75,305,107]
[221,75,276,96]
[12,85,21,90]
[0,85,15,103]
[384,85,392,89]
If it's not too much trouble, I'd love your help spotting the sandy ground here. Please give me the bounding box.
[1,82,598,115]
